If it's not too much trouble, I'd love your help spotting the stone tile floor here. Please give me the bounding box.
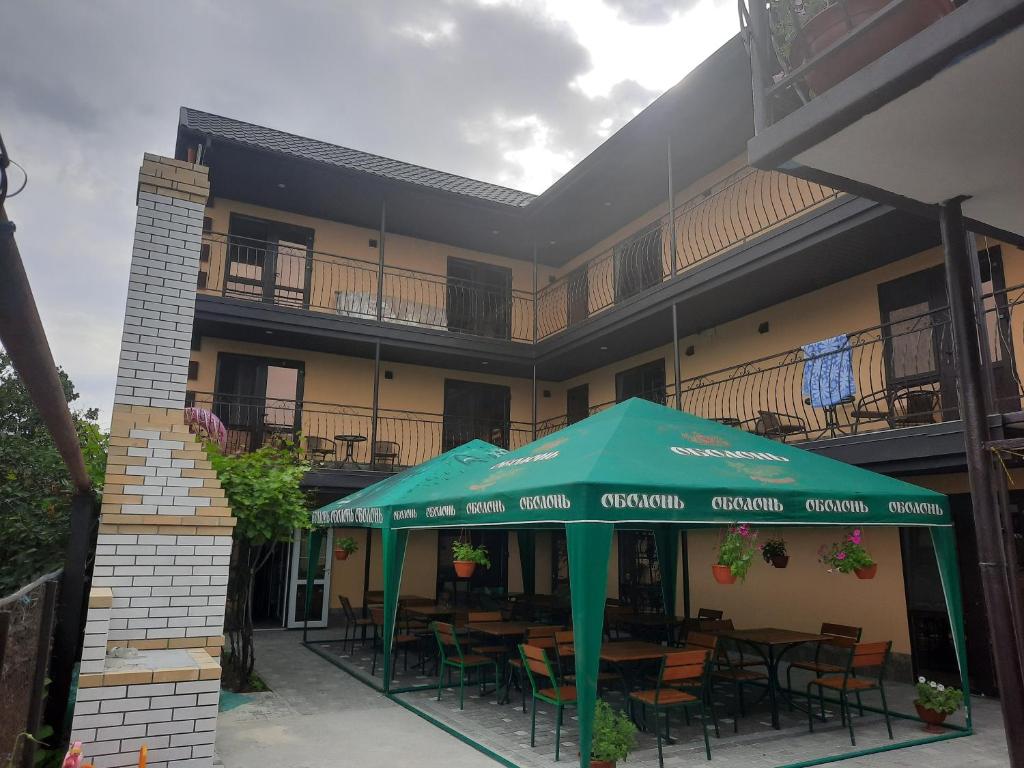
[220,630,1011,768]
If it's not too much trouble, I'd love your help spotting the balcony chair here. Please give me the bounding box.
[851,387,940,433]
[807,640,894,746]
[432,621,500,710]
[748,410,807,442]
[518,643,578,762]
[306,435,337,467]
[371,440,401,469]
[786,623,862,714]
[628,649,717,764]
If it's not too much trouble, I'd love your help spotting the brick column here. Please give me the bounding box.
[69,156,234,768]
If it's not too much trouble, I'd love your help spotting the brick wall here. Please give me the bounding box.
[70,156,234,768]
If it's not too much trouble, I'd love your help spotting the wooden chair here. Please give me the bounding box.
[369,607,420,678]
[702,622,768,732]
[371,440,401,469]
[629,649,717,764]
[807,640,894,746]
[518,643,577,762]
[467,611,509,658]
[786,623,862,708]
[504,625,562,711]
[306,435,336,466]
[698,619,764,669]
[431,621,499,709]
[553,630,621,694]
[337,595,373,652]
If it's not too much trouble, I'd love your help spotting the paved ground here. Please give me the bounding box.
[217,630,1010,768]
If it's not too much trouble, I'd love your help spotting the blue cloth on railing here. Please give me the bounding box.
[802,334,855,408]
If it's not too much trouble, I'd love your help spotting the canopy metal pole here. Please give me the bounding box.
[380,528,408,693]
[941,198,1024,766]
[362,528,373,618]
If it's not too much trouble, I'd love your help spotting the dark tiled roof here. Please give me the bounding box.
[180,108,536,208]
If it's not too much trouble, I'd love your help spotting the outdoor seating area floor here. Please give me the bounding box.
[302,631,1010,768]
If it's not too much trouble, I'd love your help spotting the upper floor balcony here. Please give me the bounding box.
[196,166,841,348]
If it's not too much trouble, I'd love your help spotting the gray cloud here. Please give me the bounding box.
[1,0,670,423]
[604,0,700,24]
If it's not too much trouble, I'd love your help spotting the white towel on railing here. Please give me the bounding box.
[335,290,447,327]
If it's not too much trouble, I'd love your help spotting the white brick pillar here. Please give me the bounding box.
[70,156,234,768]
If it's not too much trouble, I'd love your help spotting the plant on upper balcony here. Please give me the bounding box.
[818,528,876,578]
[452,539,490,578]
[334,536,359,560]
[759,537,789,568]
[713,524,758,584]
[914,677,963,732]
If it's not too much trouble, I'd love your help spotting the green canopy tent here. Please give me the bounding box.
[304,439,511,689]
[342,398,968,768]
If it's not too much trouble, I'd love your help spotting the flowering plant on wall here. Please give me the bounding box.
[818,529,875,575]
[713,523,759,583]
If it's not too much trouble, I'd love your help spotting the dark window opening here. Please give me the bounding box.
[214,353,305,454]
[566,384,589,425]
[616,359,666,404]
[446,257,512,339]
[617,531,662,614]
[437,530,508,606]
[442,379,511,451]
[226,214,313,308]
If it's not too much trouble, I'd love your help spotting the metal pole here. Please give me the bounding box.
[361,528,373,619]
[532,243,539,439]
[0,208,90,491]
[370,341,381,465]
[376,200,386,322]
[746,0,771,132]
[667,138,682,409]
[532,364,538,441]
[940,198,1024,767]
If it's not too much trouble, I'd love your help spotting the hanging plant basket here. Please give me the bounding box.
[770,555,790,569]
[334,549,349,561]
[855,563,878,579]
[454,560,477,578]
[712,564,737,584]
[914,703,948,733]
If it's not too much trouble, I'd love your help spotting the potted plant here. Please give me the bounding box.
[452,540,490,578]
[760,537,789,568]
[770,0,954,95]
[914,677,963,733]
[712,524,758,584]
[589,699,637,768]
[334,536,359,561]
[819,528,876,578]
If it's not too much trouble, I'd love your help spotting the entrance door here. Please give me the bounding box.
[616,359,666,404]
[877,266,957,422]
[442,379,512,450]
[446,257,512,339]
[287,528,332,629]
[566,384,589,425]
[214,354,304,454]
[226,214,314,308]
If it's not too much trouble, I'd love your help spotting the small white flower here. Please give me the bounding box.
[930,681,938,688]
[937,685,945,692]
[918,677,926,684]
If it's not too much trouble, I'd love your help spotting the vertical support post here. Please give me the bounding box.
[746,0,771,132]
[941,199,1024,766]
[680,530,691,619]
[532,365,538,441]
[566,522,613,768]
[370,340,381,465]
[362,527,374,618]
[517,530,537,596]
[672,304,682,410]
[302,528,325,644]
[654,525,678,618]
[46,491,95,740]
[532,243,539,440]
[667,138,682,410]
[380,528,409,692]
[376,200,386,322]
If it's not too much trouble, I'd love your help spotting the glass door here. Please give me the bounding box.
[287,528,332,629]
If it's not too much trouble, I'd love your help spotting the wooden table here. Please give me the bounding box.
[405,604,459,619]
[618,614,689,643]
[718,627,828,730]
[468,621,535,638]
[599,641,671,711]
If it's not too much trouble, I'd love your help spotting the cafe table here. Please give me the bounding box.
[599,640,671,704]
[717,627,828,730]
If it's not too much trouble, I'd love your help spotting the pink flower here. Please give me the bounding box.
[853,529,861,537]
[836,551,847,560]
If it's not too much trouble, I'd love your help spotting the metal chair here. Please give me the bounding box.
[337,595,373,652]
[371,440,401,469]
[504,625,561,710]
[851,387,940,433]
[629,649,717,764]
[519,643,577,762]
[807,640,894,746]
[306,435,337,466]
[432,621,499,709]
[786,623,862,711]
[369,607,420,678]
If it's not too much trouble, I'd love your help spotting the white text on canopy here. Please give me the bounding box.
[671,446,790,462]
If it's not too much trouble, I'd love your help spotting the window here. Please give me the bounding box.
[617,531,663,613]
[446,257,512,339]
[226,214,313,308]
[615,359,666,404]
[442,379,511,451]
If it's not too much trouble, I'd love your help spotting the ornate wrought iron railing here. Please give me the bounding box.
[185,391,533,471]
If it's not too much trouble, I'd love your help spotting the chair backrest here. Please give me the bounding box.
[659,649,710,687]
[527,625,560,640]
[307,435,334,453]
[850,640,892,672]
[519,643,561,699]
[373,440,400,458]
[684,631,719,654]
[821,623,862,644]
[338,595,356,621]
[698,618,735,632]
[554,630,574,658]
[432,621,464,660]
[370,607,385,628]
[697,608,723,621]
[468,611,503,623]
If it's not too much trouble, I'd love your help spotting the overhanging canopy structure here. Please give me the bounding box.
[306,398,968,768]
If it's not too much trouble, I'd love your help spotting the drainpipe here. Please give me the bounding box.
[940,198,1024,767]
[667,137,682,410]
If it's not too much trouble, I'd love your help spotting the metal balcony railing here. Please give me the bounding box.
[186,391,533,471]
[197,167,837,344]
[536,167,838,339]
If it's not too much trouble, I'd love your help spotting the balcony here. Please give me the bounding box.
[196,167,839,347]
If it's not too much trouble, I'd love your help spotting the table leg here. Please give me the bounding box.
[767,646,780,729]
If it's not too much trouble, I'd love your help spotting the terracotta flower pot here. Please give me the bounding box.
[334,549,349,561]
[770,555,789,569]
[590,760,616,768]
[854,563,878,579]
[915,703,948,733]
[792,0,954,95]
[712,564,737,584]
[454,560,477,578]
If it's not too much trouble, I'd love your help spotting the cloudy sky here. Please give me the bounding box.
[4,0,736,425]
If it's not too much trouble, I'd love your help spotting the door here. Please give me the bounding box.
[566,384,589,425]
[567,266,589,327]
[977,247,1019,412]
[616,359,666,404]
[614,225,663,302]
[442,379,512,450]
[877,266,957,422]
[288,528,332,629]
[226,214,314,308]
[214,354,304,453]
[446,257,512,339]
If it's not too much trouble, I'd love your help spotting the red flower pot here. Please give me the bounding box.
[591,760,616,768]
[915,703,948,733]
[792,0,954,95]
[334,549,349,561]
[712,564,737,584]
[454,560,477,578]
[770,555,789,569]
[855,563,878,579]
